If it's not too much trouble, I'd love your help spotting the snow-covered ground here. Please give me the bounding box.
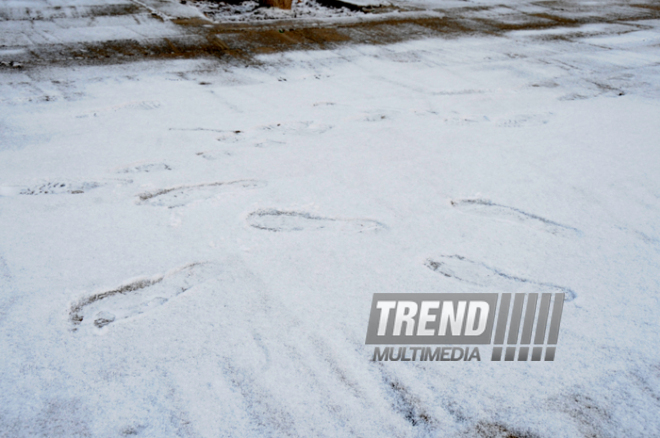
[190,0,363,22]
[2,1,660,437]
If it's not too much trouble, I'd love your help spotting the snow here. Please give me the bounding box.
[2,2,660,438]
[0,0,199,51]
[190,0,363,23]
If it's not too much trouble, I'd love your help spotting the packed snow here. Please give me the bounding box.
[1,1,660,437]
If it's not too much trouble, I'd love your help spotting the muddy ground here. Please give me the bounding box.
[2,0,660,68]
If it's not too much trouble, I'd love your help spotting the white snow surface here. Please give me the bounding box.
[2,9,660,438]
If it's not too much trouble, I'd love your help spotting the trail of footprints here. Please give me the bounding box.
[47,122,576,333]
[70,262,218,331]
[429,199,579,300]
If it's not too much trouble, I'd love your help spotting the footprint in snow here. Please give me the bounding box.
[69,262,218,331]
[175,121,330,147]
[216,131,244,143]
[19,179,130,195]
[137,180,266,208]
[196,150,234,160]
[495,113,552,127]
[442,115,483,126]
[257,121,332,135]
[247,209,385,233]
[197,140,286,160]
[252,139,286,149]
[360,113,390,122]
[425,255,577,301]
[431,89,485,96]
[451,199,581,237]
[115,162,171,174]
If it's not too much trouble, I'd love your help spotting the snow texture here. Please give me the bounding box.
[191,0,364,22]
[1,1,660,438]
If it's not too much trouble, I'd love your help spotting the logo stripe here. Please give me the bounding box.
[493,293,511,345]
[507,293,525,345]
[520,293,538,344]
[547,293,565,345]
[545,346,556,361]
[534,293,552,344]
